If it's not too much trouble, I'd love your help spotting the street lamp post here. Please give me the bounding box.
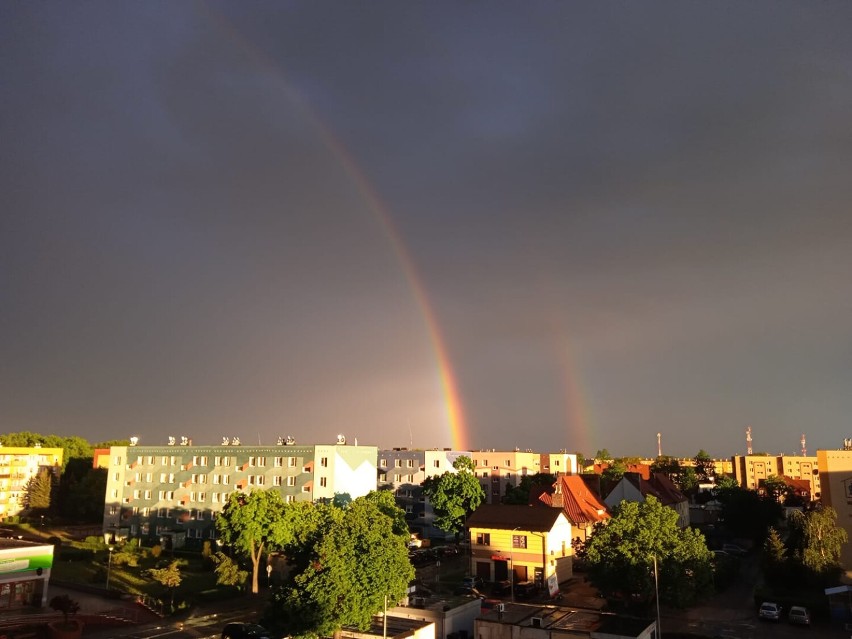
[106,546,114,590]
[653,555,662,637]
[266,563,272,587]
[509,526,520,603]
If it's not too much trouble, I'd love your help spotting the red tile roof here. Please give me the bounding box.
[535,475,610,525]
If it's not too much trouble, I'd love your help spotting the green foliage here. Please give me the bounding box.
[693,450,714,483]
[49,594,80,626]
[363,489,409,538]
[714,484,781,543]
[788,505,847,580]
[421,455,484,536]
[55,464,107,522]
[150,560,183,611]
[600,459,627,494]
[212,551,248,588]
[503,473,555,505]
[762,475,790,503]
[582,496,713,609]
[760,526,789,584]
[24,467,53,510]
[112,540,142,567]
[215,489,291,594]
[265,496,414,639]
[595,449,612,462]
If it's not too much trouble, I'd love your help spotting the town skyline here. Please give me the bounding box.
[3,3,852,459]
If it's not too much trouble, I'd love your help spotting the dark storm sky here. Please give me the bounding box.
[2,2,852,458]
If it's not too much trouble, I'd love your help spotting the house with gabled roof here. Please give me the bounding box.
[466,504,573,592]
[531,475,610,543]
[604,472,690,528]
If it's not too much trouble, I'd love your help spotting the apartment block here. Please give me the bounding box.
[102,442,377,546]
[0,447,63,519]
[378,448,470,539]
[815,449,852,571]
[732,454,820,499]
[470,450,577,505]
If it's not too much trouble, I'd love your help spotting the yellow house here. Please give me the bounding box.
[466,504,572,596]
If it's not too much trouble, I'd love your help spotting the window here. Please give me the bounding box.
[145,473,153,482]
[379,473,387,482]
[133,489,141,499]
[287,476,296,487]
[379,459,386,468]
[433,460,440,468]
[274,457,283,467]
[302,486,310,493]
[109,505,118,515]
[199,456,208,466]
[513,535,527,549]
[320,457,328,468]
[212,492,220,503]
[132,506,138,515]
[319,477,327,488]
[273,476,282,486]
[286,495,295,503]
[162,456,169,465]
[288,457,296,467]
[144,490,152,499]
[190,492,197,502]
[213,474,220,485]
[136,455,144,465]
[135,472,141,482]
[198,492,206,502]
[249,457,256,467]
[257,475,264,486]
[257,457,266,467]
[482,472,488,478]
[505,459,510,466]
[407,474,414,483]
[395,459,401,468]
[407,459,414,468]
[492,466,499,471]
[113,456,122,466]
[476,532,491,546]
[147,455,155,465]
[214,456,222,466]
[222,475,230,485]
[114,472,120,481]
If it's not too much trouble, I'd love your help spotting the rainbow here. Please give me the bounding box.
[198,7,469,450]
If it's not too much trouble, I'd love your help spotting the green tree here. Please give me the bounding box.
[595,449,612,462]
[266,496,414,638]
[693,450,714,483]
[503,473,555,505]
[363,489,409,537]
[715,484,781,543]
[55,464,107,522]
[212,551,249,588]
[788,505,847,579]
[24,467,52,511]
[581,496,713,609]
[677,466,699,495]
[761,526,788,584]
[713,475,738,491]
[215,489,291,594]
[149,560,182,611]
[421,455,484,537]
[762,475,790,503]
[600,459,627,495]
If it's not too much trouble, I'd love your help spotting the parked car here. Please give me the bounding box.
[514,581,537,599]
[221,622,272,639]
[492,580,512,596]
[788,605,810,625]
[758,602,782,621]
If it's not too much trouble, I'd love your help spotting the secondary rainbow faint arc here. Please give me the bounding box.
[200,7,469,450]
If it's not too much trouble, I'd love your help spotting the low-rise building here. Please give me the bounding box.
[470,451,577,505]
[0,539,54,609]
[732,454,820,500]
[466,504,573,591]
[532,474,610,543]
[604,472,690,528]
[476,602,656,639]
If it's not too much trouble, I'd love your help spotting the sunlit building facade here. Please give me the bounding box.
[0,447,63,520]
[102,441,377,547]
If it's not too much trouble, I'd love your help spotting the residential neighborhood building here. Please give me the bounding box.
[0,446,63,520]
[0,539,54,609]
[470,450,577,505]
[815,448,852,572]
[466,504,574,591]
[604,472,690,528]
[532,474,610,543]
[732,454,820,499]
[476,602,656,639]
[102,440,377,546]
[378,448,470,539]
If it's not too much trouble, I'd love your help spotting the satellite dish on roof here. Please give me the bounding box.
[336,434,346,445]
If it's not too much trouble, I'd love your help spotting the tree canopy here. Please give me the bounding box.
[215,489,291,593]
[266,494,414,639]
[421,455,484,536]
[503,473,555,505]
[714,483,782,543]
[581,496,713,609]
[788,505,847,577]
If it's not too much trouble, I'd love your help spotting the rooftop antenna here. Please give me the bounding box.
[746,426,753,455]
[409,420,413,448]
[657,432,662,457]
[801,433,807,457]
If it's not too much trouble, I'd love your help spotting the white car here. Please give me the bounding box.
[758,602,782,621]
[788,605,810,625]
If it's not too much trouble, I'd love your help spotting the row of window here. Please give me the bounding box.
[474,533,527,548]
[111,477,328,502]
[120,470,320,485]
[379,458,439,468]
[123,455,329,468]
